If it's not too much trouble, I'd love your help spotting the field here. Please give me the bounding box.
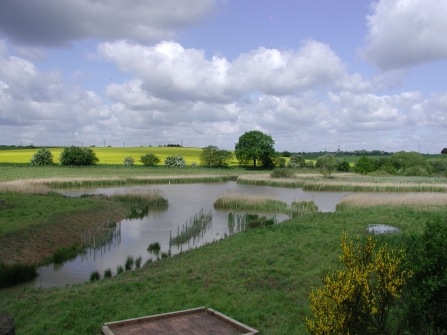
[0,146,241,166]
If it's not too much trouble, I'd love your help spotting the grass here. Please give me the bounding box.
[0,263,37,289]
[214,190,289,212]
[1,205,445,334]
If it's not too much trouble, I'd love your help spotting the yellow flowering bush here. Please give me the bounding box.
[306,231,412,335]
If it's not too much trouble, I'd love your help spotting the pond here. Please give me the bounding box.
[7,182,350,290]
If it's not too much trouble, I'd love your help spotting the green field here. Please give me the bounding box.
[0,146,242,166]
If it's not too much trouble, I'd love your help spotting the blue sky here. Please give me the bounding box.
[0,0,446,153]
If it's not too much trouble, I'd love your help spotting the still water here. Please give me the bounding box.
[11,182,349,290]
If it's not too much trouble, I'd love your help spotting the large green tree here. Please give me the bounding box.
[234,130,276,169]
[59,146,99,166]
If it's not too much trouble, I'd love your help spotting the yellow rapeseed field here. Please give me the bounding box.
[0,146,240,166]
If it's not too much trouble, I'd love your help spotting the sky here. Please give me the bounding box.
[0,0,447,153]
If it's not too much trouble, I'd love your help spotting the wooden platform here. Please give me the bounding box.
[101,307,259,335]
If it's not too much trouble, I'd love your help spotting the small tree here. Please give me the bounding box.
[288,155,305,168]
[336,158,350,172]
[199,146,233,168]
[164,155,186,168]
[316,153,336,177]
[441,148,447,154]
[354,156,375,174]
[123,156,134,166]
[30,148,53,166]
[307,232,412,335]
[59,146,99,165]
[139,153,160,166]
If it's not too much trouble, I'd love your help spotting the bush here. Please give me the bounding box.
[191,162,198,168]
[89,271,100,282]
[104,268,112,278]
[30,148,53,166]
[123,156,134,166]
[287,155,305,168]
[353,156,375,174]
[59,146,99,165]
[164,155,186,168]
[139,153,160,166]
[0,263,37,288]
[336,159,350,172]
[270,168,296,178]
[316,154,336,177]
[116,265,124,274]
[405,165,430,176]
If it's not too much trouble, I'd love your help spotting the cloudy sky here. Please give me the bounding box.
[0,0,446,152]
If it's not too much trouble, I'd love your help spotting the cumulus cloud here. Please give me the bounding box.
[361,0,447,70]
[0,0,216,47]
[98,39,349,103]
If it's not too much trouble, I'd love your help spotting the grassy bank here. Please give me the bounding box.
[0,191,167,265]
[1,205,444,334]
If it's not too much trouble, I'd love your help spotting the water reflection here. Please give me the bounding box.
[7,182,349,290]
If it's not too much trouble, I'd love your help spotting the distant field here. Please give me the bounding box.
[0,147,240,166]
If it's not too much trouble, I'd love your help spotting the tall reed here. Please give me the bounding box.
[214,190,288,211]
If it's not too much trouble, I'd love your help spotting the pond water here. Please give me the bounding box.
[367,224,400,234]
[6,182,349,291]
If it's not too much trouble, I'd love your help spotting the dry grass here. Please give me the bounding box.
[214,190,288,211]
[338,192,447,209]
[0,180,50,194]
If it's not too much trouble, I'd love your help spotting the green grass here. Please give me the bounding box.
[0,192,120,237]
[0,205,444,334]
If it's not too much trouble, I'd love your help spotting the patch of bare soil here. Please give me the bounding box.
[0,202,129,265]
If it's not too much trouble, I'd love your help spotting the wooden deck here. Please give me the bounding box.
[101,307,259,335]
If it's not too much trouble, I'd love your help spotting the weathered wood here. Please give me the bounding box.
[101,307,258,335]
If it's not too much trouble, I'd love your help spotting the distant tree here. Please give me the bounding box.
[123,156,134,166]
[59,146,99,166]
[441,148,447,154]
[336,158,350,172]
[316,153,336,177]
[164,155,186,168]
[234,130,276,169]
[282,151,291,157]
[199,146,233,168]
[288,155,305,168]
[354,156,375,174]
[30,148,53,166]
[139,153,160,166]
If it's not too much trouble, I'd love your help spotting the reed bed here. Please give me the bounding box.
[337,192,447,210]
[302,181,447,192]
[214,190,288,211]
[0,180,50,194]
[227,213,276,234]
[0,262,37,289]
[170,208,213,249]
[126,175,238,185]
[108,189,168,208]
[290,200,319,216]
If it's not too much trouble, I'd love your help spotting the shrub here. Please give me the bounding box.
[103,268,112,278]
[270,168,295,178]
[353,156,375,174]
[123,156,134,166]
[316,154,336,177]
[405,165,429,176]
[0,263,37,288]
[89,271,100,282]
[116,265,124,274]
[287,155,305,168]
[30,148,53,166]
[139,153,160,166]
[125,256,134,271]
[59,146,99,165]
[164,155,186,168]
[191,162,198,168]
[336,159,350,172]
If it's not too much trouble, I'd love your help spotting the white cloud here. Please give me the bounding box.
[0,0,216,47]
[361,0,447,70]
